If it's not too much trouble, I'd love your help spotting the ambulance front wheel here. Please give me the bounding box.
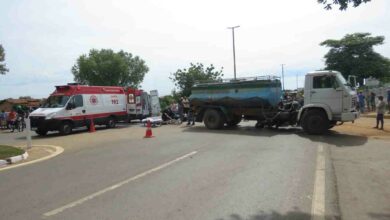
[59,121,72,135]
[35,128,48,136]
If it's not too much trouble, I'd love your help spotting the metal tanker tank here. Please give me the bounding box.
[189,76,282,109]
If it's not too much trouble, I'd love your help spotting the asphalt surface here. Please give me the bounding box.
[0,122,384,220]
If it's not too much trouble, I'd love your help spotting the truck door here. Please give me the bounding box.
[309,75,342,114]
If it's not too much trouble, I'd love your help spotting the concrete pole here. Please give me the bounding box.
[281,64,285,91]
[26,118,32,149]
[228,26,240,80]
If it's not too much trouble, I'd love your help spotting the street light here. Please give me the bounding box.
[227,25,240,80]
[281,64,285,91]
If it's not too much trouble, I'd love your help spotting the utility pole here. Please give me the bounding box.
[296,74,298,90]
[227,25,240,80]
[281,64,285,91]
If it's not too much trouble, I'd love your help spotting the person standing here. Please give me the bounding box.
[8,109,17,132]
[182,97,190,116]
[0,110,6,129]
[387,89,390,114]
[358,92,365,113]
[374,96,386,130]
[178,98,184,123]
[370,92,376,112]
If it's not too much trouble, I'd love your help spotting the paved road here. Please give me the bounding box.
[0,122,378,220]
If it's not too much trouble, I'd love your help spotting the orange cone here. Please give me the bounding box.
[144,120,153,138]
[89,117,96,133]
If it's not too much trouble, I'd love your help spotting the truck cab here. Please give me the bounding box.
[298,71,359,134]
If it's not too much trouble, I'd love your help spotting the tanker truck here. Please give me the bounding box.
[189,70,359,134]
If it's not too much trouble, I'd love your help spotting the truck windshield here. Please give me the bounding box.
[43,96,70,108]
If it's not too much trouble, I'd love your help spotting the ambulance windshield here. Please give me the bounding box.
[43,95,70,108]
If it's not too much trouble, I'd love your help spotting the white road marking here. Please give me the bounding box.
[311,145,326,220]
[43,151,198,217]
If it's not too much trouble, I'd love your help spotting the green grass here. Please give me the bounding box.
[0,145,25,160]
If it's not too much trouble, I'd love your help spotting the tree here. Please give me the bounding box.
[71,49,149,87]
[159,95,175,110]
[0,44,9,75]
[318,0,371,10]
[170,63,224,97]
[320,33,390,84]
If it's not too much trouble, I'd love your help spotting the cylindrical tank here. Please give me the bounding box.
[189,78,282,109]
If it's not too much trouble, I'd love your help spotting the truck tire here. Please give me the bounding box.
[106,117,116,128]
[59,121,72,135]
[203,109,224,129]
[35,128,48,136]
[227,115,242,127]
[301,109,329,135]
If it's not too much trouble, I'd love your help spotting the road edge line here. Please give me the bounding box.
[311,144,325,220]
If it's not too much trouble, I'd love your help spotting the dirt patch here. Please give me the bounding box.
[332,117,390,140]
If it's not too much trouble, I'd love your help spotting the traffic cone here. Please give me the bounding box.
[144,120,153,138]
[89,117,96,133]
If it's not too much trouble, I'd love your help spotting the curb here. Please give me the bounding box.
[0,151,29,167]
[0,145,64,172]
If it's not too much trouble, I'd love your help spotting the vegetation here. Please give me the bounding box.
[0,145,24,160]
[170,63,224,98]
[159,95,176,110]
[320,33,390,84]
[318,0,371,10]
[0,44,9,75]
[72,49,149,87]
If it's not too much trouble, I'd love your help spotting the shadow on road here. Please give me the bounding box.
[215,209,340,220]
[368,212,390,220]
[15,122,138,140]
[183,125,368,147]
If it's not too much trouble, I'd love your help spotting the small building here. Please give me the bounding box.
[0,98,42,112]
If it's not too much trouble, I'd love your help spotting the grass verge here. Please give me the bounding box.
[0,145,25,160]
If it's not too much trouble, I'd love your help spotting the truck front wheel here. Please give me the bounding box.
[203,109,224,129]
[301,109,329,135]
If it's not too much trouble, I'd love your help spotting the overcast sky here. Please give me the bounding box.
[0,0,389,99]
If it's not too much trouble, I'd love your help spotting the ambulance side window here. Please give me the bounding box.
[74,95,84,108]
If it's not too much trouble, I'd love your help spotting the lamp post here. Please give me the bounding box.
[281,64,285,91]
[227,25,240,80]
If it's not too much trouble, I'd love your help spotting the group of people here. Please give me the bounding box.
[357,90,390,130]
[165,97,195,126]
[0,107,28,132]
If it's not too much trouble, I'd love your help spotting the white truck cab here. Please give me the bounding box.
[298,70,359,134]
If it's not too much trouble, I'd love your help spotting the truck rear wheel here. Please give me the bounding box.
[59,121,72,135]
[203,109,224,129]
[301,109,329,135]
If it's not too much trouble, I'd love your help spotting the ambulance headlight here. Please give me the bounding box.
[46,112,57,119]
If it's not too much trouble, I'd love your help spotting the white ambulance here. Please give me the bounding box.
[29,84,127,135]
